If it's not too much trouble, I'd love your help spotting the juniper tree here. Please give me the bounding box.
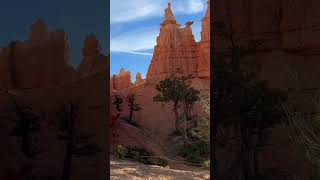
[113,94,123,112]
[153,77,200,144]
[153,77,186,132]
[126,93,141,123]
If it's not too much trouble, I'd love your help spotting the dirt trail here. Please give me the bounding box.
[110,156,210,180]
[111,118,210,179]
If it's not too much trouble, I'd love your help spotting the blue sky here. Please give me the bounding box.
[110,0,208,79]
[0,0,108,67]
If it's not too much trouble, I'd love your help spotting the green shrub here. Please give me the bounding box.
[126,147,168,167]
[177,133,210,165]
[114,146,168,167]
[114,145,128,159]
[147,156,168,167]
[202,160,210,170]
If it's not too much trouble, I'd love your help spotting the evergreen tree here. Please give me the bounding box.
[113,94,123,112]
[153,77,200,144]
[126,93,141,123]
[153,77,186,131]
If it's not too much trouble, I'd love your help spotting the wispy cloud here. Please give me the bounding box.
[120,51,153,56]
[111,0,206,24]
[110,23,202,55]
[110,26,159,55]
[110,0,206,55]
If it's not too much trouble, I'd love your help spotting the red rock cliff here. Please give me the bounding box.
[146,2,210,82]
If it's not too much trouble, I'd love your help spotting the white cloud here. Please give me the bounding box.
[110,27,159,55]
[189,0,205,13]
[110,0,207,55]
[110,24,203,55]
[111,0,206,24]
[121,51,153,56]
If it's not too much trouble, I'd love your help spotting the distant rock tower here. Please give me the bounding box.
[110,68,133,90]
[164,2,175,21]
[146,2,200,82]
[30,20,49,43]
[135,72,144,85]
[78,34,107,76]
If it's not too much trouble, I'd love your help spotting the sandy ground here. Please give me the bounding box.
[110,156,210,180]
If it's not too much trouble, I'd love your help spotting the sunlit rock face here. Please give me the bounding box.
[146,2,210,82]
[135,72,145,85]
[0,20,77,89]
[110,2,210,132]
[198,0,210,78]
[110,68,133,90]
[78,35,107,76]
[110,1,211,88]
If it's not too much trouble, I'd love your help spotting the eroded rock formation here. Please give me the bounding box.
[78,34,107,76]
[135,72,145,85]
[198,0,210,78]
[146,2,210,82]
[110,1,210,132]
[0,20,77,89]
[111,68,132,90]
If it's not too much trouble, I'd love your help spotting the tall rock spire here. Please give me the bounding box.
[198,0,210,78]
[201,0,210,43]
[146,2,200,82]
[164,2,175,21]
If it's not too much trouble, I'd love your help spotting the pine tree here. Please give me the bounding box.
[153,77,200,144]
[126,93,141,123]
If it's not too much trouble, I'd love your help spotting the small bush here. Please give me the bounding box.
[114,146,168,167]
[114,145,128,159]
[147,156,168,167]
[177,133,210,165]
[202,160,210,170]
[126,147,168,167]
